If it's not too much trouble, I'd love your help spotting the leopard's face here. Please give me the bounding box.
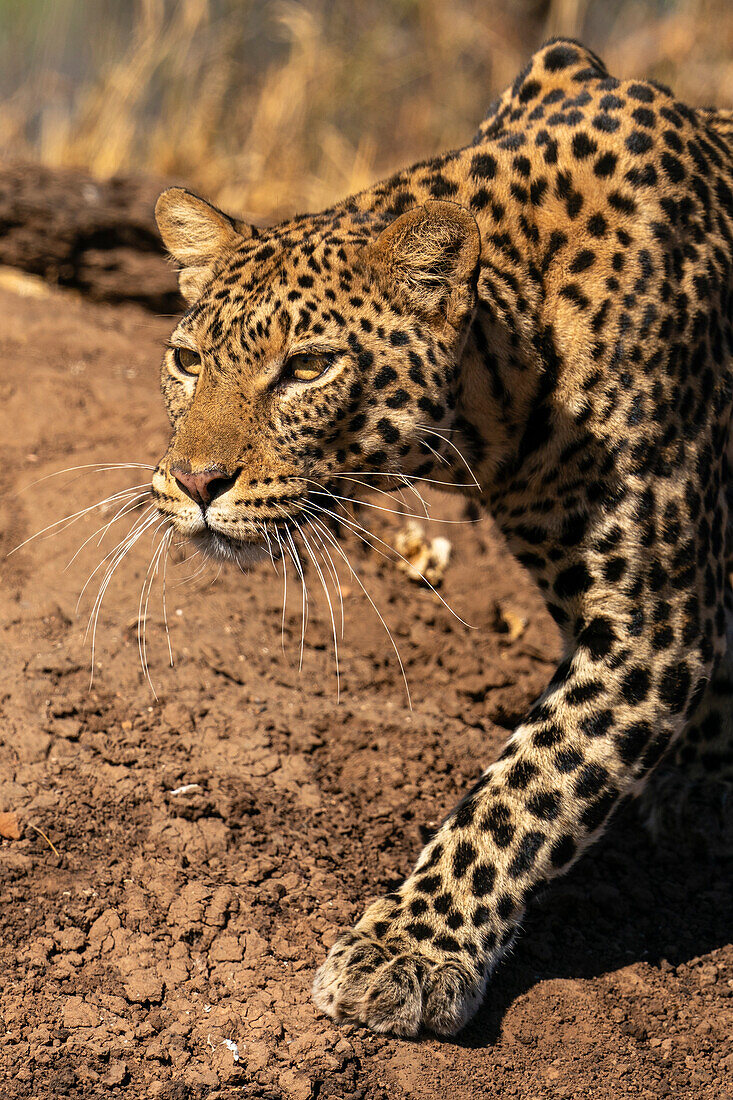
[152,190,481,564]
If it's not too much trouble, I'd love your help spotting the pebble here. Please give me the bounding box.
[209,934,243,962]
[123,971,164,1005]
[54,926,87,952]
[61,997,100,1029]
[279,1068,313,1100]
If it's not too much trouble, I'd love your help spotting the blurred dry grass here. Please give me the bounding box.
[1,0,733,220]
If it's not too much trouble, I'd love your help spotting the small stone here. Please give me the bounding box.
[333,1037,354,1058]
[123,971,164,1004]
[0,811,21,840]
[88,909,121,943]
[243,930,268,963]
[698,964,718,987]
[27,651,82,675]
[184,1063,219,1088]
[143,1035,171,1063]
[104,1061,128,1087]
[62,997,100,1028]
[279,1068,313,1100]
[249,753,280,777]
[210,934,243,963]
[55,926,86,952]
[147,1084,170,1098]
[49,717,82,741]
[168,882,211,934]
[26,936,53,964]
[205,886,234,927]
[161,701,194,732]
[13,730,51,762]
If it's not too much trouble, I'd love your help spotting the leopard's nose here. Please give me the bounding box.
[171,465,241,509]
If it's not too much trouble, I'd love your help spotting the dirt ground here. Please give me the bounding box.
[0,264,732,1100]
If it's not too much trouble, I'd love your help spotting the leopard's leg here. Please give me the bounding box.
[310,495,721,1034]
[639,590,733,837]
[639,472,733,833]
[313,613,716,1035]
[665,599,733,782]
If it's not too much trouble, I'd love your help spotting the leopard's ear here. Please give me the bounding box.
[155,188,256,303]
[360,201,480,329]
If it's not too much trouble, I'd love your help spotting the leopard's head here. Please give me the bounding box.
[151,188,481,564]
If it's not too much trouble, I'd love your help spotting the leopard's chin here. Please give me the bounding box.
[190,528,272,569]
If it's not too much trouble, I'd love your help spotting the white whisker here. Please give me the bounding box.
[9,483,151,556]
[16,462,155,496]
[76,504,157,612]
[160,528,174,668]
[401,476,432,519]
[305,497,473,628]
[63,491,151,573]
[417,424,482,490]
[85,509,161,685]
[419,438,450,467]
[308,486,473,526]
[326,470,473,489]
[260,522,277,569]
[302,508,412,708]
[303,517,344,640]
[279,515,308,671]
[299,474,413,512]
[173,554,208,587]
[94,489,152,546]
[273,526,289,654]
[85,509,159,632]
[294,517,341,700]
[138,521,171,697]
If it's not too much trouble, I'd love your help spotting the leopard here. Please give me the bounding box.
[150,38,733,1037]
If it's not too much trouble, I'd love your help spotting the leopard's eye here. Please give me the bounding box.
[285,351,331,383]
[172,346,201,377]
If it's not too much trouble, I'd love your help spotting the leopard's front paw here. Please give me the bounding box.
[312,928,486,1037]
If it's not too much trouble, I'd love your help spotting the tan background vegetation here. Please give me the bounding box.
[1,0,732,220]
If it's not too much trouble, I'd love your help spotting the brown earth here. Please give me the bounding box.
[0,242,732,1098]
[0,163,179,312]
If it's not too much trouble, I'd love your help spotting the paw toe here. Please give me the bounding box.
[364,955,423,1036]
[424,962,484,1035]
[312,936,389,1022]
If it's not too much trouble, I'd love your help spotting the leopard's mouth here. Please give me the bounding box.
[152,484,305,568]
[188,527,274,568]
[152,472,346,571]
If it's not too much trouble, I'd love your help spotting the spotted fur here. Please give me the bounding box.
[151,40,733,1036]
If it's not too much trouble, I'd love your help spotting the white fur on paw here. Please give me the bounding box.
[313,931,484,1037]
